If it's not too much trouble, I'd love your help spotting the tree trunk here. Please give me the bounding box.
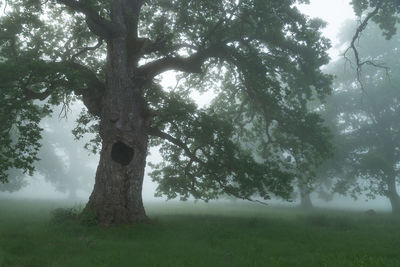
[299,184,313,209]
[84,35,150,225]
[387,176,400,215]
[300,191,313,209]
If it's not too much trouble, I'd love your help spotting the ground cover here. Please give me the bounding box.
[0,199,399,267]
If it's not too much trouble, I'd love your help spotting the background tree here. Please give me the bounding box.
[0,106,96,198]
[0,0,332,225]
[348,0,399,83]
[326,22,400,214]
[278,113,333,209]
[37,109,97,199]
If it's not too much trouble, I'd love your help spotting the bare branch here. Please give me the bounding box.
[217,181,269,206]
[249,199,269,206]
[58,91,72,119]
[344,1,386,91]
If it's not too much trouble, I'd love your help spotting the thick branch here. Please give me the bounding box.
[56,0,114,38]
[64,61,105,116]
[22,86,53,101]
[20,61,105,116]
[137,45,225,78]
[63,61,104,90]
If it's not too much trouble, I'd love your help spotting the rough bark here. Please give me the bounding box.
[84,30,150,225]
[73,0,219,225]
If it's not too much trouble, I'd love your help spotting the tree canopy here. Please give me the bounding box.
[0,0,333,223]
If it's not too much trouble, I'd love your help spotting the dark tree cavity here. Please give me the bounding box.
[0,0,333,225]
[111,141,134,166]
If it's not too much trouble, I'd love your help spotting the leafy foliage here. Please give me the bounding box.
[1,107,96,196]
[352,0,400,39]
[0,0,333,203]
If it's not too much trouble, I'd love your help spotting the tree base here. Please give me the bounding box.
[82,203,148,226]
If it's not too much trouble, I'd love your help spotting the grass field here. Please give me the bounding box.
[0,199,399,267]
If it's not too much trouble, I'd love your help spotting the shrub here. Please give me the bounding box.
[50,207,79,224]
[50,205,98,226]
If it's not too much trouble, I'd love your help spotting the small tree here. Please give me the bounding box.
[0,0,332,225]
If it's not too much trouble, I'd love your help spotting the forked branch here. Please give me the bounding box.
[137,45,226,78]
[344,1,388,90]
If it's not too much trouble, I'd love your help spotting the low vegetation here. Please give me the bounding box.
[0,199,399,267]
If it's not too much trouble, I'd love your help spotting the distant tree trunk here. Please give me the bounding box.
[84,33,150,225]
[299,184,313,209]
[300,192,313,209]
[387,176,400,215]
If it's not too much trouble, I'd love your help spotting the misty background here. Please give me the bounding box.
[0,0,394,212]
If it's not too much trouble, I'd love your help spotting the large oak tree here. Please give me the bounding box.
[0,0,332,225]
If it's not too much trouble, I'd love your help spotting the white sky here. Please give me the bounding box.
[298,0,356,60]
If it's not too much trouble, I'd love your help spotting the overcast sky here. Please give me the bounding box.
[298,0,356,60]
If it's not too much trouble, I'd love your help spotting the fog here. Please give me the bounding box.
[1,99,392,211]
[0,102,161,201]
[0,0,398,213]
[4,1,400,265]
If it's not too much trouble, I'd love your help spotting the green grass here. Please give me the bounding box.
[0,199,400,267]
